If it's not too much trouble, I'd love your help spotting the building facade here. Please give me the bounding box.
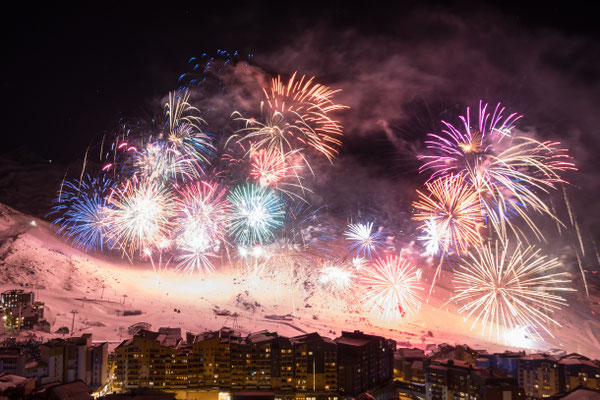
[40,334,108,389]
[558,354,600,392]
[424,359,523,400]
[290,332,338,396]
[518,354,561,398]
[0,348,26,376]
[0,290,46,330]
[335,330,395,396]
[116,329,389,400]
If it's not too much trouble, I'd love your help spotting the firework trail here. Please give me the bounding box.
[143,237,173,277]
[100,130,139,178]
[164,90,216,166]
[469,137,575,242]
[343,222,386,260]
[236,244,292,281]
[451,241,574,341]
[562,187,589,295]
[228,183,284,245]
[412,174,485,300]
[103,178,175,257]
[361,255,423,321]
[51,174,116,251]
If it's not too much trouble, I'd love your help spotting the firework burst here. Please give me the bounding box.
[419,102,521,178]
[231,72,347,164]
[164,90,215,166]
[250,147,289,186]
[451,241,574,340]
[133,141,200,183]
[361,255,423,320]
[228,183,284,245]
[263,72,347,160]
[103,179,175,256]
[419,102,575,242]
[417,218,449,256]
[319,261,355,289]
[469,137,576,241]
[173,181,231,274]
[413,174,484,255]
[248,147,308,201]
[51,174,116,251]
[343,222,386,260]
[351,257,368,271]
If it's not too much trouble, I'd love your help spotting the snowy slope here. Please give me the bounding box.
[1,202,599,357]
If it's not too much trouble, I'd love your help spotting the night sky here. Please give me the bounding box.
[2,2,598,162]
[1,2,599,235]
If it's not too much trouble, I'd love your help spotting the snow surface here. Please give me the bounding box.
[1,203,599,357]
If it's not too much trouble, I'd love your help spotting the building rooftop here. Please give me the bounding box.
[43,334,92,348]
[411,360,423,370]
[334,336,371,347]
[99,388,176,400]
[519,353,558,362]
[428,359,481,371]
[427,364,449,372]
[560,388,600,400]
[1,290,29,295]
[46,380,92,400]
[247,330,280,344]
[396,347,425,360]
[291,332,336,346]
[493,351,525,359]
[559,357,599,368]
[0,373,31,393]
[129,329,182,348]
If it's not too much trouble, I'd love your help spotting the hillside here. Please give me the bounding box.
[1,202,599,357]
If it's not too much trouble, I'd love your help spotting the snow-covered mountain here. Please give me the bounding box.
[1,202,599,357]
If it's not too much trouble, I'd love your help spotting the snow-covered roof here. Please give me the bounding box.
[334,336,370,347]
[494,351,524,358]
[559,357,599,368]
[291,332,336,346]
[411,360,423,370]
[560,388,600,400]
[46,381,92,400]
[246,330,276,344]
[520,353,558,362]
[0,373,30,392]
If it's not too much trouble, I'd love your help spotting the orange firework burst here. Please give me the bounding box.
[250,148,289,186]
[232,72,347,162]
[413,174,484,255]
